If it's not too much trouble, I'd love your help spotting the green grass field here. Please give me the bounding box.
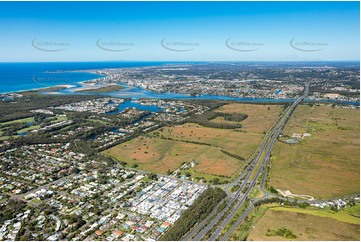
[269,104,360,199]
[16,125,41,134]
[0,117,35,139]
[248,206,360,241]
[50,115,67,123]
[268,204,360,225]
[0,115,69,139]
[0,117,34,126]
[0,135,11,141]
[249,187,265,199]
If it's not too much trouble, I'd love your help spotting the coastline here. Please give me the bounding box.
[73,83,123,93]
[0,71,107,95]
[0,67,359,107]
[36,85,75,92]
[0,84,76,95]
[2,80,359,107]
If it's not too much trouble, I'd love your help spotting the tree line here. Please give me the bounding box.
[188,110,247,129]
[160,187,226,241]
[0,92,100,122]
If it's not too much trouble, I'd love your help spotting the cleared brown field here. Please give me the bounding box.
[248,209,360,241]
[214,103,283,133]
[156,104,283,160]
[157,124,260,160]
[270,104,360,198]
[103,103,282,179]
[103,136,242,177]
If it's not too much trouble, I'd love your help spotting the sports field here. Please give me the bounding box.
[269,104,360,198]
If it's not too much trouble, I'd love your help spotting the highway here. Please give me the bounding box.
[181,197,229,241]
[188,82,309,241]
[191,131,276,241]
[220,203,255,241]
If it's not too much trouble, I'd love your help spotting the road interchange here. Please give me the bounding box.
[185,82,309,241]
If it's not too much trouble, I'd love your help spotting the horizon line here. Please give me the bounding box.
[0,60,360,63]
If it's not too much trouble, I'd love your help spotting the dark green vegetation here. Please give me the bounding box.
[189,110,247,129]
[0,92,99,122]
[253,197,309,209]
[36,86,68,92]
[230,185,240,193]
[1,110,148,153]
[75,85,123,93]
[266,227,297,239]
[217,201,228,213]
[0,93,152,154]
[160,187,226,241]
[0,199,26,223]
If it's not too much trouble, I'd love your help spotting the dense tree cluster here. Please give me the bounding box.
[0,102,153,154]
[188,110,247,129]
[0,122,27,136]
[220,112,248,122]
[147,173,158,180]
[0,199,26,223]
[253,197,309,209]
[0,92,100,122]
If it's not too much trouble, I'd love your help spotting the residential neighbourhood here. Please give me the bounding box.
[0,142,206,241]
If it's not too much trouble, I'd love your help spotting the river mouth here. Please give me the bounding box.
[53,82,360,106]
[56,82,299,103]
[2,62,358,106]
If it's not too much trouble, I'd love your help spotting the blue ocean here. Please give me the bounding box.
[0,62,173,94]
[0,61,358,106]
